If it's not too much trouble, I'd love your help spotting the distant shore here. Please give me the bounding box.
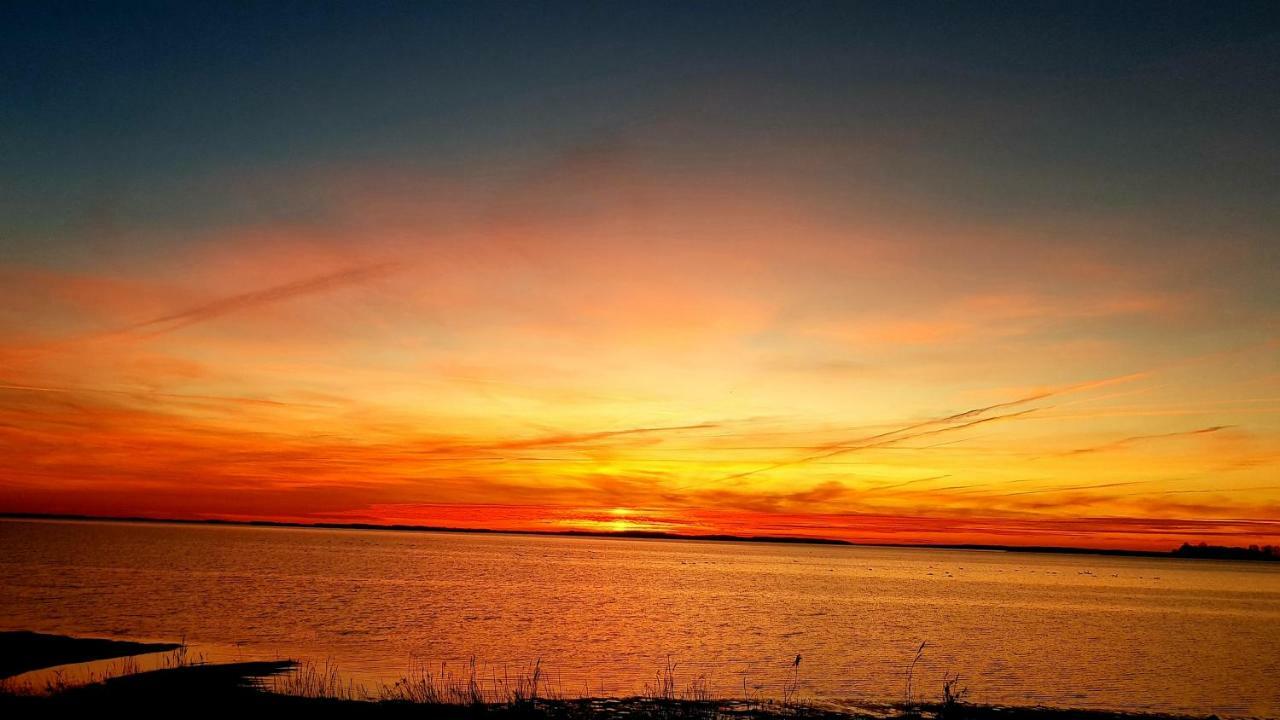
[4,511,1277,561]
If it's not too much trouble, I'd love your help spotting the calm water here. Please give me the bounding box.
[2,519,1278,717]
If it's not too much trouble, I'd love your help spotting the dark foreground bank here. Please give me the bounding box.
[0,633,1230,720]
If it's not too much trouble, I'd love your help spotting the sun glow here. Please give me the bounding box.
[546,508,685,535]
[0,15,1277,553]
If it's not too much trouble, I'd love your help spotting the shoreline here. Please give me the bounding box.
[4,512,1275,562]
[0,632,1241,720]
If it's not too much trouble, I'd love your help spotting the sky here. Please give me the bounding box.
[1,1,1278,550]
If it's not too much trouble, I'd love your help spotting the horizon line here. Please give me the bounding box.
[2,511,1258,561]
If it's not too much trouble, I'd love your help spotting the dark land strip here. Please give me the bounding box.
[4,512,1277,561]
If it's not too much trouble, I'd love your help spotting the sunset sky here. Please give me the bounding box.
[2,2,1278,550]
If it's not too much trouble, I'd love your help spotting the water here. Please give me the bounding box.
[2,519,1278,717]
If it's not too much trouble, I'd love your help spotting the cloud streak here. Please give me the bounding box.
[712,373,1153,483]
[1059,425,1232,456]
[114,261,401,338]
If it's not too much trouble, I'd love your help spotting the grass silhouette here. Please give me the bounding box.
[0,633,1224,720]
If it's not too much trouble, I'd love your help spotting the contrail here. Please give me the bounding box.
[6,261,403,367]
[1059,425,1232,456]
[998,480,1152,497]
[867,474,952,492]
[712,373,1147,483]
[486,422,721,451]
[717,408,1039,483]
[115,261,400,338]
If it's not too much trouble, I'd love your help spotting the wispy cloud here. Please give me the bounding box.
[113,261,400,338]
[1059,425,1232,456]
[713,374,1147,482]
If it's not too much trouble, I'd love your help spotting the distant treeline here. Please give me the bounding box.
[1171,542,1279,561]
[4,512,1279,561]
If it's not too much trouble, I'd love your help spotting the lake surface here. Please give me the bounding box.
[2,519,1278,717]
